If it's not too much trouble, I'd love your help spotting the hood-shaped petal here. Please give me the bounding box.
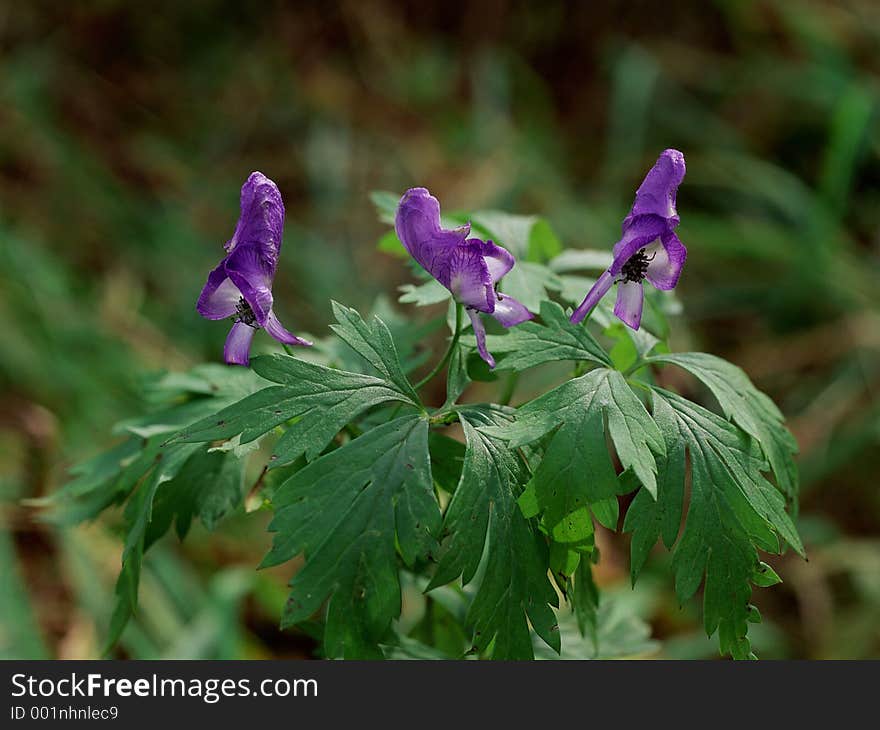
[198,171,310,362]
[569,150,687,331]
[225,172,285,268]
[622,149,686,229]
[395,188,528,316]
[396,187,534,365]
[199,172,285,327]
[395,188,471,281]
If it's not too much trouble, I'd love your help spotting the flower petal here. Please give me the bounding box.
[226,172,284,272]
[477,239,515,284]
[623,149,686,227]
[610,215,669,275]
[224,245,274,326]
[645,232,687,290]
[446,243,494,312]
[570,270,614,324]
[224,322,256,366]
[395,188,471,282]
[490,293,533,327]
[197,262,241,320]
[613,280,645,330]
[265,310,312,347]
[467,309,496,368]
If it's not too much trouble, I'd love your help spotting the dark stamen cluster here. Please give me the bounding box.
[621,250,653,283]
[234,297,259,327]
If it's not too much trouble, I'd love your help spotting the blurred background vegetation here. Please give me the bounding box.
[1,0,878,659]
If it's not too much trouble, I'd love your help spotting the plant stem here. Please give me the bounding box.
[498,371,519,406]
[623,359,647,377]
[415,305,463,390]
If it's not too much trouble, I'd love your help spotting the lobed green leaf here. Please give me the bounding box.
[485,300,612,372]
[262,415,441,658]
[175,354,419,465]
[427,405,560,659]
[645,352,799,501]
[625,389,803,659]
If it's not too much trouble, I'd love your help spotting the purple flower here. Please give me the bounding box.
[197,171,311,366]
[571,149,687,330]
[395,187,533,368]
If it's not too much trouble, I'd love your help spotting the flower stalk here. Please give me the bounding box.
[415,304,463,390]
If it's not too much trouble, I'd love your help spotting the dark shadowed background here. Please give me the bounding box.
[1,1,878,659]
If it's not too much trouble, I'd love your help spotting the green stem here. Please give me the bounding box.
[415,305,463,390]
[498,371,519,406]
[623,359,648,377]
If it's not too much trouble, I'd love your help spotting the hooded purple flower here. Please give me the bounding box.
[395,187,533,368]
[197,171,311,365]
[571,149,687,330]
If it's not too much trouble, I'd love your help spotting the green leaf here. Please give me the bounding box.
[637,390,803,659]
[366,295,442,374]
[144,363,267,403]
[261,415,441,658]
[549,541,582,578]
[645,352,799,501]
[427,406,560,659]
[531,405,616,543]
[471,211,564,264]
[428,432,465,494]
[591,497,619,530]
[535,593,659,660]
[104,441,203,651]
[329,301,421,404]
[491,368,664,499]
[572,560,599,653]
[470,210,537,259]
[444,341,472,407]
[622,395,687,584]
[48,437,164,526]
[549,249,613,273]
[527,219,563,262]
[403,591,470,659]
[500,261,562,313]
[485,300,612,371]
[175,354,418,465]
[146,448,244,547]
[54,437,143,501]
[48,364,266,526]
[752,561,783,588]
[370,190,399,224]
[398,279,451,306]
[517,480,540,519]
[377,230,407,258]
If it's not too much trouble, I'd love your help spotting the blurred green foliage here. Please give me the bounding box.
[1,0,878,659]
